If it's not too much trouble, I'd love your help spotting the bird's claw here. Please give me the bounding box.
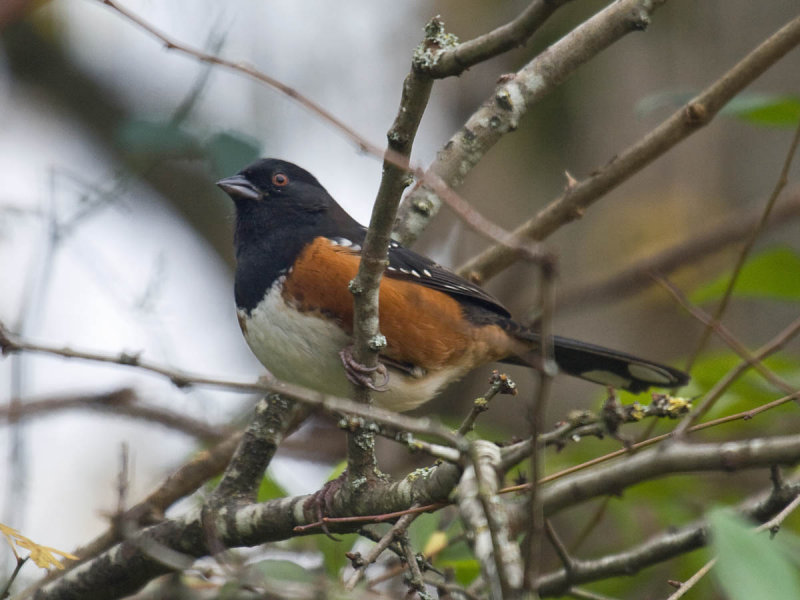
[339,347,390,391]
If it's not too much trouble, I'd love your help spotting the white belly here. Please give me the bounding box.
[240,279,464,412]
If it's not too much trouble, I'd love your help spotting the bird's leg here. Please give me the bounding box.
[338,346,390,391]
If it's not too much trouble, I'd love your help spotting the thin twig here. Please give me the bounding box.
[568,498,611,554]
[653,273,797,394]
[1,556,29,600]
[525,256,558,593]
[686,118,800,369]
[665,558,717,600]
[756,493,800,535]
[100,0,379,158]
[566,587,621,600]
[0,322,464,447]
[458,441,523,598]
[346,62,432,482]
[399,531,428,597]
[457,371,517,435]
[499,390,800,494]
[545,520,576,577]
[426,0,574,78]
[345,511,419,590]
[0,388,229,443]
[423,575,482,600]
[672,313,800,436]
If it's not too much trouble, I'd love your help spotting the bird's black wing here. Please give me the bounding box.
[323,226,511,318]
[384,242,511,317]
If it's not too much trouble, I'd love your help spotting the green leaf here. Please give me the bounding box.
[722,94,800,128]
[204,131,261,179]
[691,246,800,304]
[710,509,800,600]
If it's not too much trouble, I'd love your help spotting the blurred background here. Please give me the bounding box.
[2,0,800,596]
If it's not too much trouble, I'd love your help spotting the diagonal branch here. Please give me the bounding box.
[458,14,800,282]
[396,0,672,245]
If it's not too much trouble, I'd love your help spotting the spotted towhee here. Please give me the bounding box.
[217,159,689,412]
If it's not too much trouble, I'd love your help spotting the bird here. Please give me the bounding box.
[217,158,689,412]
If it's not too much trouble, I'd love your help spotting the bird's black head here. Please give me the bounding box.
[217,158,332,214]
[218,158,366,312]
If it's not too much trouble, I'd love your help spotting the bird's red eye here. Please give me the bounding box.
[272,173,289,187]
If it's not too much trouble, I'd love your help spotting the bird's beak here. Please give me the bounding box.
[216,175,261,200]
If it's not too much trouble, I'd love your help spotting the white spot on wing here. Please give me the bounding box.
[579,370,631,389]
[628,364,674,385]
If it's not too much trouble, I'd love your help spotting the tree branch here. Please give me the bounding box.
[425,0,574,78]
[346,59,432,479]
[33,459,463,599]
[457,14,800,282]
[458,441,523,598]
[533,479,800,596]
[541,434,800,516]
[396,0,671,245]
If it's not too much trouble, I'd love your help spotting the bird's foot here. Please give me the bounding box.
[304,472,347,540]
[339,346,390,391]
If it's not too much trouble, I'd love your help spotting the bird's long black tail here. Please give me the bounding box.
[503,334,689,393]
